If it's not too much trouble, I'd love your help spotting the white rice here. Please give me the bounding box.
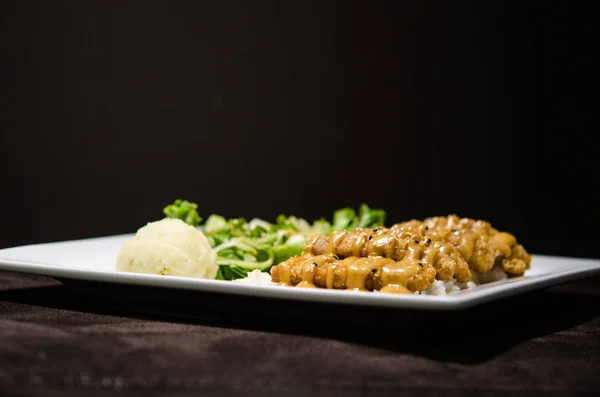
[232,269,276,286]
[233,265,508,296]
[413,264,507,296]
[412,279,477,296]
[470,263,508,285]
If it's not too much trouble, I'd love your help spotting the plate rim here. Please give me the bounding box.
[1,238,600,311]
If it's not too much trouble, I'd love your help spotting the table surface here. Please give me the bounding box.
[1,270,599,397]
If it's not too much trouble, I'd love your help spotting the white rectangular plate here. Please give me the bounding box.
[1,234,599,310]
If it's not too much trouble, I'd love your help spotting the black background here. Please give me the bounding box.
[0,1,598,258]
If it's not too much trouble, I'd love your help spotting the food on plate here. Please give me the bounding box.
[269,214,531,294]
[116,200,532,296]
[232,269,277,286]
[116,218,217,279]
[160,199,386,280]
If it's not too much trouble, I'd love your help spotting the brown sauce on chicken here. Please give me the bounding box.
[271,214,531,294]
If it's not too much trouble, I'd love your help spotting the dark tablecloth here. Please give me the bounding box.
[1,270,599,397]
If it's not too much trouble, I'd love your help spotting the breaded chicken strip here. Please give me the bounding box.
[303,227,471,282]
[426,215,530,275]
[270,253,436,293]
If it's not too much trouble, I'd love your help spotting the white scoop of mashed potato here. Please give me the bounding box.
[116,218,217,279]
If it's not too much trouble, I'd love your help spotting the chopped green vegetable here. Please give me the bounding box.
[331,207,356,231]
[162,199,386,280]
[204,214,227,233]
[355,203,386,229]
[271,240,307,264]
[163,199,202,226]
[330,203,386,231]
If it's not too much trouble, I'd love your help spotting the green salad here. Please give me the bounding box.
[162,199,386,280]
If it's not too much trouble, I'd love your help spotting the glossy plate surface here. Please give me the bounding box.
[1,235,599,310]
